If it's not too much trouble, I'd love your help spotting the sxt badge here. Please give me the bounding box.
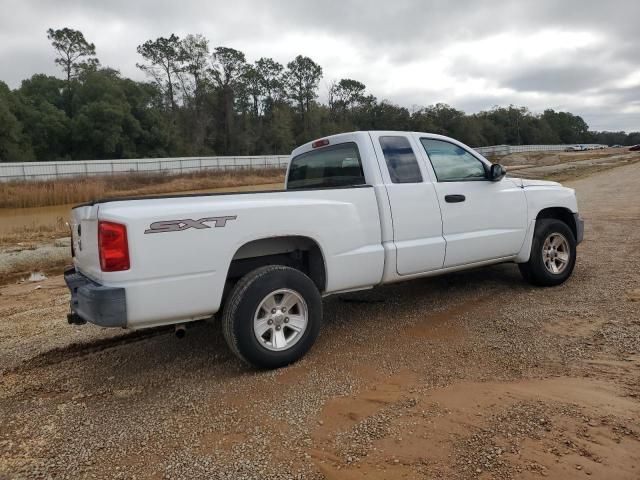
[144,216,237,234]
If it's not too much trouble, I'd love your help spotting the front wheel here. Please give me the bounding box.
[222,265,322,369]
[519,219,577,286]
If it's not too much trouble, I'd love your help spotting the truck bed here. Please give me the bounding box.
[71,185,385,329]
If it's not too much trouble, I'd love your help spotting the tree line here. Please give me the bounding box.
[0,28,638,162]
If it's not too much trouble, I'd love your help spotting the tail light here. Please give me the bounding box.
[98,221,130,272]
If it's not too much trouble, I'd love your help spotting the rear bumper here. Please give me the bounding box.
[574,213,584,244]
[64,267,127,328]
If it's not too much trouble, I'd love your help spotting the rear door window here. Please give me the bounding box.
[379,136,423,183]
[287,142,365,190]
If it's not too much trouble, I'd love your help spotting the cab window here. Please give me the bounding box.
[379,136,423,183]
[420,138,486,182]
[287,142,365,190]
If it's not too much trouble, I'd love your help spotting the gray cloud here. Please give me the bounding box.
[504,65,613,94]
[1,0,638,131]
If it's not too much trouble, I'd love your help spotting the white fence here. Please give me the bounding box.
[474,144,605,156]
[0,155,290,182]
[0,144,607,182]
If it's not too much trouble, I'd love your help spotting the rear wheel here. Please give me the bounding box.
[222,265,322,369]
[519,219,577,286]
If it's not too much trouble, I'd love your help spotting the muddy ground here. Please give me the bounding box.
[1,161,640,479]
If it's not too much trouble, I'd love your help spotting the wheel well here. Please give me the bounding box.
[225,236,326,296]
[536,207,577,239]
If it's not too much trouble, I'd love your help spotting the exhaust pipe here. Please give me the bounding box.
[175,324,186,339]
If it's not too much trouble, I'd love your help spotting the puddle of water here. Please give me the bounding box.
[0,182,283,235]
[0,204,70,235]
[26,272,47,282]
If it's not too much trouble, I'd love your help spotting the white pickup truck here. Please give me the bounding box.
[66,131,583,368]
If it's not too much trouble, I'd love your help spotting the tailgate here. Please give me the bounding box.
[71,204,102,282]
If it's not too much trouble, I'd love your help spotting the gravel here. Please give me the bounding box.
[0,237,70,280]
[1,163,639,479]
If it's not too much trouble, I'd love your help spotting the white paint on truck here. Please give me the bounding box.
[67,131,583,368]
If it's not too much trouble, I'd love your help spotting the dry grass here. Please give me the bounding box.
[0,220,69,246]
[0,168,285,209]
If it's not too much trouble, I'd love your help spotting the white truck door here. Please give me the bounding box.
[369,132,445,275]
[418,137,527,268]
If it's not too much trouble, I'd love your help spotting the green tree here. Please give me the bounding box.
[368,100,411,131]
[136,34,182,112]
[285,55,323,121]
[119,77,177,157]
[542,109,589,144]
[329,79,366,114]
[13,94,70,161]
[0,82,34,161]
[19,74,66,109]
[210,47,247,152]
[47,28,98,84]
[626,132,640,145]
[263,102,295,154]
[255,57,285,107]
[13,75,70,160]
[179,34,210,102]
[243,64,264,118]
[6,30,638,162]
[177,34,211,153]
[69,69,175,159]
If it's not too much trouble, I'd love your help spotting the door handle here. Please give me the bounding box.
[445,194,466,203]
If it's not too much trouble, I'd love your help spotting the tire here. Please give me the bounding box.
[518,218,577,286]
[222,265,322,369]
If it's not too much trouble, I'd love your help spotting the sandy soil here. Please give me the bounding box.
[1,162,639,479]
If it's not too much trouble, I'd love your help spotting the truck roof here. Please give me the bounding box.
[291,131,480,159]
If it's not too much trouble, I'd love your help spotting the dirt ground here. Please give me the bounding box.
[499,148,640,182]
[1,162,640,479]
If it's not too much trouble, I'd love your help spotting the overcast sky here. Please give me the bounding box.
[1,0,639,132]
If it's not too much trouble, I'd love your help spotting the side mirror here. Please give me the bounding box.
[489,163,506,182]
